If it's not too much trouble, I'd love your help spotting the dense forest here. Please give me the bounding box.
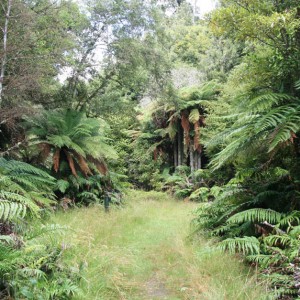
[1,0,300,298]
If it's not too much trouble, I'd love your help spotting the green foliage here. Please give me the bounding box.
[209,92,300,169]
[227,209,283,225]
[189,187,210,202]
[26,109,117,169]
[0,158,56,220]
[0,223,81,299]
[219,236,260,255]
[0,0,85,107]
[24,109,121,205]
[2,0,300,297]
[190,2,300,296]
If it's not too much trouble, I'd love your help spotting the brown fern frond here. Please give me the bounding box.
[87,155,108,175]
[38,143,51,162]
[181,110,190,149]
[64,150,77,177]
[72,152,92,177]
[53,148,60,172]
[290,131,297,143]
[95,161,108,175]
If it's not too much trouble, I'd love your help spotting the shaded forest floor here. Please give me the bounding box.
[50,190,268,299]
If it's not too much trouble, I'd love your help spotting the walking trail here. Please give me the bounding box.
[51,190,268,300]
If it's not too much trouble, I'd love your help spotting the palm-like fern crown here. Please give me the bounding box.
[152,81,220,151]
[25,109,118,176]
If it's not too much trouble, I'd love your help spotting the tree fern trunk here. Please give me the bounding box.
[173,135,178,167]
[192,151,201,170]
[197,152,202,170]
[177,126,183,166]
[190,144,194,173]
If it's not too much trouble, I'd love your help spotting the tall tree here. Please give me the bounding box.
[0,0,12,106]
[0,0,85,107]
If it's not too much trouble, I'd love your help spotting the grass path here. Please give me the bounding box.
[51,190,268,300]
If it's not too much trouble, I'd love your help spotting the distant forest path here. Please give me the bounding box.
[51,190,268,300]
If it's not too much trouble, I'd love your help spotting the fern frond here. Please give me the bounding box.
[0,158,56,219]
[227,208,282,224]
[268,117,300,152]
[246,254,277,268]
[248,93,293,113]
[56,180,70,193]
[0,201,27,220]
[279,211,300,227]
[264,235,296,247]
[189,108,200,123]
[288,225,300,237]
[212,223,238,236]
[219,236,260,255]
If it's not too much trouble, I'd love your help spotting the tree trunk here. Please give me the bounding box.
[177,126,183,166]
[189,144,194,173]
[174,135,178,167]
[0,0,12,106]
[191,150,201,171]
[296,7,300,84]
[197,151,202,170]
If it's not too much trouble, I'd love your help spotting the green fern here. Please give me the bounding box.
[56,180,70,193]
[1,222,82,299]
[0,201,27,221]
[227,208,283,224]
[246,254,280,268]
[0,158,56,220]
[264,234,297,248]
[208,90,300,169]
[25,109,118,178]
[247,93,292,112]
[218,236,260,255]
[279,211,300,227]
[189,108,200,123]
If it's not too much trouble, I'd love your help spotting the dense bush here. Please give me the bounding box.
[0,224,81,299]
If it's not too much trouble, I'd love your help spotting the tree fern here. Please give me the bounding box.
[24,109,118,177]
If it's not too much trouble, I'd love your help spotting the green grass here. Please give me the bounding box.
[50,190,269,299]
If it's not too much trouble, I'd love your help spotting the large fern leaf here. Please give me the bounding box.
[227,208,282,224]
[0,158,56,220]
[0,201,27,221]
[219,236,260,255]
